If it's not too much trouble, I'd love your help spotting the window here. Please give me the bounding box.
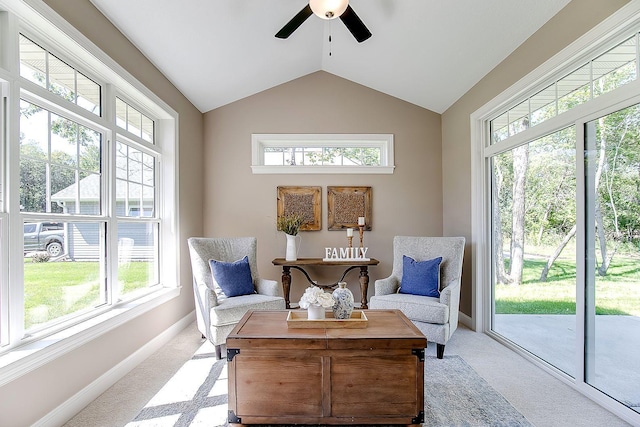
[0,79,6,348]
[490,34,638,144]
[19,99,102,214]
[115,140,156,218]
[19,35,101,116]
[251,134,395,174]
[0,2,179,373]
[116,97,154,143]
[473,4,640,424]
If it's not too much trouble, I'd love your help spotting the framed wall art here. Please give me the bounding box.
[276,186,322,231]
[327,186,372,231]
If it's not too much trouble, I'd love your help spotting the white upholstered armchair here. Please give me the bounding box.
[369,236,465,359]
[187,237,285,359]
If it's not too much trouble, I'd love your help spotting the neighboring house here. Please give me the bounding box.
[52,174,155,261]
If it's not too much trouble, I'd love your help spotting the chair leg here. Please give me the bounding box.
[215,344,222,360]
[437,343,445,359]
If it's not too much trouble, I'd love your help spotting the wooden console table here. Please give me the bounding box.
[272,257,379,309]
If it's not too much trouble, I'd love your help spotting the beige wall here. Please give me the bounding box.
[441,0,631,317]
[0,1,204,426]
[2,0,634,424]
[204,71,442,303]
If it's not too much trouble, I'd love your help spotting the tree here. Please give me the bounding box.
[508,144,529,285]
[271,147,381,166]
[537,67,638,279]
[19,143,47,212]
[590,68,640,275]
[492,160,511,284]
[540,224,576,281]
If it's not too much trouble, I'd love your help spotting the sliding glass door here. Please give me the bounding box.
[489,104,640,415]
[491,127,577,378]
[584,105,640,413]
[481,17,640,423]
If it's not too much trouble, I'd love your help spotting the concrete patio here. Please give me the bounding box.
[494,314,640,412]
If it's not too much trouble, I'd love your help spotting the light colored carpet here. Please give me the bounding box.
[64,322,632,427]
[124,346,532,427]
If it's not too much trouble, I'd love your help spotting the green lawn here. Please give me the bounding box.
[24,260,152,329]
[23,253,640,329]
[495,257,640,316]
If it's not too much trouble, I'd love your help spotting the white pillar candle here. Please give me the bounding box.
[358,217,365,226]
[347,228,354,237]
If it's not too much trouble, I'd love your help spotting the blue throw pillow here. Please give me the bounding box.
[399,255,442,297]
[209,256,255,298]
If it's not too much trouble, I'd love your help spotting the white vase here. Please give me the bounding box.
[285,233,300,261]
[307,303,325,320]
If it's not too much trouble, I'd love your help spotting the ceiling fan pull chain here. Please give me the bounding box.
[329,21,332,57]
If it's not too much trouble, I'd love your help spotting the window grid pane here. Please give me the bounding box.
[127,108,142,138]
[19,35,46,88]
[48,54,75,103]
[490,32,640,144]
[530,84,557,127]
[117,222,160,299]
[76,73,101,115]
[116,141,156,217]
[593,36,637,96]
[116,97,155,143]
[116,97,127,129]
[263,146,382,166]
[558,63,591,114]
[19,34,102,116]
[20,100,103,215]
[23,220,106,331]
[508,100,530,137]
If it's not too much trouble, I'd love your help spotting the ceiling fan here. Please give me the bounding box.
[275,0,372,43]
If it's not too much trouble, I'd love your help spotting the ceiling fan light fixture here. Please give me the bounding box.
[309,0,349,20]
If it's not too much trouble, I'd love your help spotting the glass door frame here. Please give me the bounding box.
[476,86,640,424]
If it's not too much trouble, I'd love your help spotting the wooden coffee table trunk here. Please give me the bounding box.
[226,310,426,426]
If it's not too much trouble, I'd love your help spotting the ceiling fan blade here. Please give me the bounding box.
[339,5,372,43]
[275,5,313,39]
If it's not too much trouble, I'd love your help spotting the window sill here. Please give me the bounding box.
[0,286,180,387]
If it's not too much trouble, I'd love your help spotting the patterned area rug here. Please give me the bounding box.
[127,343,532,427]
[424,355,532,426]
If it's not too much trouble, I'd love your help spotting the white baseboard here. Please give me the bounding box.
[458,311,474,330]
[33,311,195,427]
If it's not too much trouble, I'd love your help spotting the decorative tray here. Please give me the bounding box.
[286,310,368,329]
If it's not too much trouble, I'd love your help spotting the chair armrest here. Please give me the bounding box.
[193,276,219,308]
[204,286,218,308]
[440,279,461,332]
[255,278,281,297]
[439,279,460,307]
[374,276,400,296]
[193,281,218,344]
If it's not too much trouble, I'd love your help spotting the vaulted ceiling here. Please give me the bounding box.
[89,0,571,114]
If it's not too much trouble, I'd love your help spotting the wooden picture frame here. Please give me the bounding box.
[277,186,322,231]
[327,186,372,230]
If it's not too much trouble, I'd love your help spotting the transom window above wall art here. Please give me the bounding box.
[251,134,395,174]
